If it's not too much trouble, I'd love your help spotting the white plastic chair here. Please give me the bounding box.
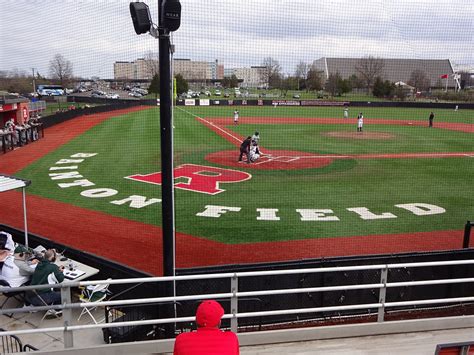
[77,281,111,324]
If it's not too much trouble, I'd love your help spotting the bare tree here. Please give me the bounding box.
[306,64,324,92]
[295,61,309,90]
[355,56,385,94]
[408,69,430,92]
[260,57,282,89]
[144,51,160,78]
[49,54,73,87]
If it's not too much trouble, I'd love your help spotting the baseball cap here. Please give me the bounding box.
[195,300,224,328]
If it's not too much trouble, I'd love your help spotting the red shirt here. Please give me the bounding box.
[173,327,239,355]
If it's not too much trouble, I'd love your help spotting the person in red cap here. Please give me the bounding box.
[173,300,239,355]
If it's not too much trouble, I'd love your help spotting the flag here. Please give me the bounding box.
[440,74,449,79]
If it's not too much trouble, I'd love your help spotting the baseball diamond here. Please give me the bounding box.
[1,105,473,275]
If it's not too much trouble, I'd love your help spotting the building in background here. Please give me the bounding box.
[114,58,224,83]
[312,58,456,89]
[226,66,267,88]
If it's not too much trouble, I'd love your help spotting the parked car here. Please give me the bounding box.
[128,92,142,97]
[106,93,120,99]
[293,94,301,99]
[215,90,221,96]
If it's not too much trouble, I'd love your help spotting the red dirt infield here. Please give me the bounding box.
[206,149,334,170]
[0,109,471,275]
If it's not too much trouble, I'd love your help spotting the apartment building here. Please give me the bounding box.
[114,58,224,81]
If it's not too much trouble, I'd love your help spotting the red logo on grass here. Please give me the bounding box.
[126,164,251,195]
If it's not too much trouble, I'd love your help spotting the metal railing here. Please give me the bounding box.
[1,259,473,350]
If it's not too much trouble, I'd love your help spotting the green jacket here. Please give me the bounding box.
[30,259,65,294]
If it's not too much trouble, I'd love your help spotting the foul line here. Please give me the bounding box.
[176,107,243,144]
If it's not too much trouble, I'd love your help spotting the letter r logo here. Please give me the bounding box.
[126,164,251,195]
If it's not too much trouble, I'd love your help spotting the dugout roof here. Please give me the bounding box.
[0,174,31,193]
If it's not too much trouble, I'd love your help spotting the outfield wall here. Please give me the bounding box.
[175,98,474,109]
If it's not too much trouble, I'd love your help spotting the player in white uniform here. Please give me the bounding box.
[357,112,364,132]
[233,110,239,125]
[249,143,260,162]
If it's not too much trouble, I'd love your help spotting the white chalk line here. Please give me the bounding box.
[176,106,242,144]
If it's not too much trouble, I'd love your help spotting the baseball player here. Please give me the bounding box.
[249,143,260,162]
[251,131,260,154]
[233,110,239,125]
[357,112,364,132]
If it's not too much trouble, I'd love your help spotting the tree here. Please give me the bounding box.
[348,74,363,90]
[408,69,430,92]
[355,56,385,94]
[260,57,282,89]
[281,76,299,97]
[373,77,395,98]
[338,78,352,96]
[144,51,160,78]
[325,73,341,96]
[175,74,188,95]
[148,73,160,98]
[306,65,324,92]
[294,61,309,90]
[49,54,73,87]
[221,74,239,89]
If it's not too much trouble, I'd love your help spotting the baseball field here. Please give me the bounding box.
[1,105,473,275]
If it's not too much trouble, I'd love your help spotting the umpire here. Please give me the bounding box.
[238,136,252,164]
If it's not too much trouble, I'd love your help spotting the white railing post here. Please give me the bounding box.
[230,273,238,333]
[377,266,388,323]
[61,285,74,347]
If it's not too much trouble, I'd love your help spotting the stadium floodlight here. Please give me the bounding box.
[130,0,181,36]
[129,2,152,35]
[161,0,181,32]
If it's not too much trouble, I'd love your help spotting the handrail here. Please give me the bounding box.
[3,276,474,316]
[2,259,473,292]
[1,296,474,337]
[0,258,473,348]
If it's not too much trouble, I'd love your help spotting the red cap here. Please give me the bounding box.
[196,300,224,328]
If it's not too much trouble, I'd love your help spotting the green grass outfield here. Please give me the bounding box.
[17,106,473,244]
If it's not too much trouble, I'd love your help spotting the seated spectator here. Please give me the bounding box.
[0,231,15,251]
[173,300,239,355]
[0,250,38,287]
[26,249,65,313]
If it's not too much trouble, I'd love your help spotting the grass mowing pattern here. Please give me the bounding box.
[17,106,473,244]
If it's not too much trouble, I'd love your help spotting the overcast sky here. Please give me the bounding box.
[1,0,472,78]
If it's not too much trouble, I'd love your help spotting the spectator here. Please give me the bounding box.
[0,231,15,251]
[174,300,239,355]
[1,250,38,287]
[26,249,65,314]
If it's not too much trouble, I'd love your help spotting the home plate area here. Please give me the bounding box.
[205,149,334,170]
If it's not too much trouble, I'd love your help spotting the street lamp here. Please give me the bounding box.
[129,0,181,278]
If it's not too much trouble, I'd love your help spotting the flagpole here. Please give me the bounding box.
[445,77,448,92]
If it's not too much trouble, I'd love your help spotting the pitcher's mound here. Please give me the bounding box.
[206,150,334,170]
[324,131,394,140]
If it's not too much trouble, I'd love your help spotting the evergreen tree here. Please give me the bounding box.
[175,74,188,95]
[149,73,160,98]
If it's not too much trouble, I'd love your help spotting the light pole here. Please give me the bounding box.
[130,1,181,279]
[32,68,36,94]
